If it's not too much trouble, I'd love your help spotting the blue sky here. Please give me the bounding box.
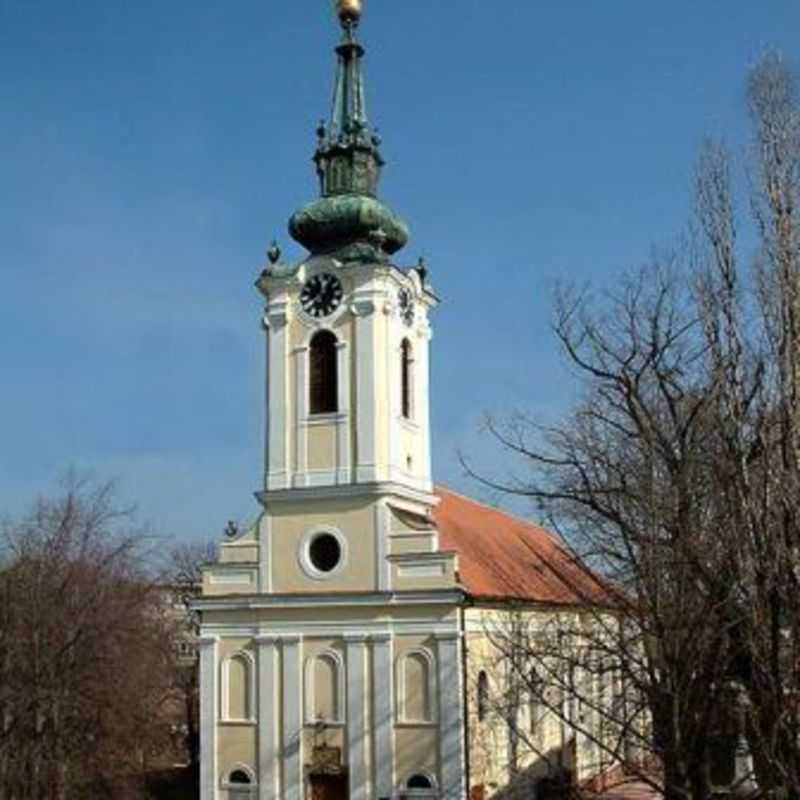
[1,0,799,540]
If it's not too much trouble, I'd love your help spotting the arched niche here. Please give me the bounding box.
[221,651,255,723]
[398,648,435,723]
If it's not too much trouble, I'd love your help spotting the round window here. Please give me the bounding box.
[308,533,342,573]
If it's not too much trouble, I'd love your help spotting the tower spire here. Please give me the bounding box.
[316,6,381,199]
[329,1,368,143]
[288,0,409,262]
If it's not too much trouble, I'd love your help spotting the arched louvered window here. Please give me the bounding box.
[310,330,338,414]
[477,670,489,722]
[401,338,413,419]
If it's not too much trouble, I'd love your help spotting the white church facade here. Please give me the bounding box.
[194,3,611,799]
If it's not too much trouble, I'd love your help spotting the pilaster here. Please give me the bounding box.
[266,301,291,490]
[281,634,304,800]
[436,632,466,800]
[198,635,219,800]
[374,500,390,591]
[371,633,394,798]
[335,340,351,482]
[257,635,279,800]
[259,514,272,594]
[353,293,378,482]
[417,322,434,492]
[345,633,370,800]
[386,312,401,481]
[294,344,309,482]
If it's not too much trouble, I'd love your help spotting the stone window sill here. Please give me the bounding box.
[394,720,437,728]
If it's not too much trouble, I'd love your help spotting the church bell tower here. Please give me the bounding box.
[198,5,465,799]
[257,0,437,500]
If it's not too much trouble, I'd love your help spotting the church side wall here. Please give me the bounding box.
[464,606,619,798]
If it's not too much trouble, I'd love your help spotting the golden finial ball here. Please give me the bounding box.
[337,0,362,22]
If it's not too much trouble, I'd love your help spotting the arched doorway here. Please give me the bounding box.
[308,772,348,800]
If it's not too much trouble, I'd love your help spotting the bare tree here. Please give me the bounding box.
[469,263,738,800]
[465,52,800,800]
[0,474,177,799]
[162,539,217,777]
[696,52,800,794]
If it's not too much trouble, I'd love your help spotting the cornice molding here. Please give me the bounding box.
[350,298,375,317]
[264,302,290,328]
[387,552,455,563]
[192,589,465,612]
[255,480,438,508]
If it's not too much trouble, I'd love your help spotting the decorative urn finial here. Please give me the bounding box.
[267,240,281,265]
[336,0,362,23]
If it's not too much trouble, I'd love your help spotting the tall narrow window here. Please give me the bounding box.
[477,670,489,722]
[401,338,413,419]
[310,330,338,414]
[529,691,538,735]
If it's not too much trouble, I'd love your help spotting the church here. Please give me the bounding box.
[194,2,610,798]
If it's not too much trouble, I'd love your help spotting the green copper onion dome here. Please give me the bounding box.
[289,3,409,261]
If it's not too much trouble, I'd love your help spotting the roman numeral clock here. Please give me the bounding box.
[300,273,344,318]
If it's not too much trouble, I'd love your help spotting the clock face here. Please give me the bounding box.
[301,273,343,318]
[398,287,415,327]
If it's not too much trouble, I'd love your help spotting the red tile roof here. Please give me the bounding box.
[434,487,611,606]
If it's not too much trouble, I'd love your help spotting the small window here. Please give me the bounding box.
[310,330,338,414]
[407,774,433,790]
[300,527,347,580]
[529,692,538,735]
[528,668,540,734]
[401,338,413,419]
[477,671,489,722]
[309,533,342,573]
[229,770,252,785]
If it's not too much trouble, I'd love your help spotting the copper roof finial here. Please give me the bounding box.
[336,0,362,24]
[289,0,409,260]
